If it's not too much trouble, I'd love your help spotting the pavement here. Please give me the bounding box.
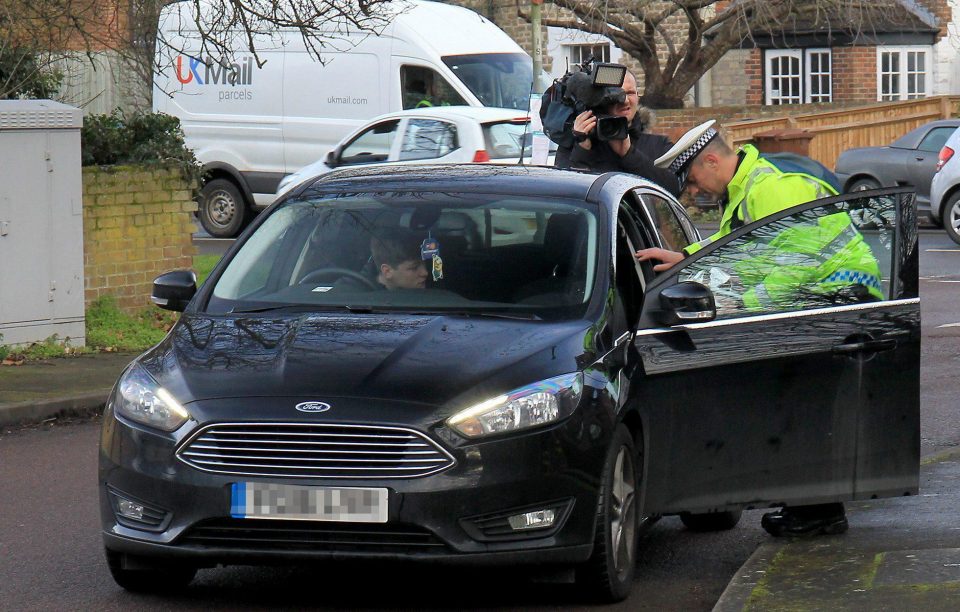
[2,352,958,610]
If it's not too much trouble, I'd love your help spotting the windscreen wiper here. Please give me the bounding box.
[228,304,350,314]
[413,310,542,321]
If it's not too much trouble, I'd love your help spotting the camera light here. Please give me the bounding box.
[592,63,627,87]
[508,508,556,530]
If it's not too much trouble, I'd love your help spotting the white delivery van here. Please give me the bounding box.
[154,0,533,237]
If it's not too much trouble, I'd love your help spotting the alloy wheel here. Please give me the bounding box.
[610,446,637,575]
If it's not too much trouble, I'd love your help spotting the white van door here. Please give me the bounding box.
[282,36,392,175]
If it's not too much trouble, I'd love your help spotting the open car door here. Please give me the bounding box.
[633,188,920,515]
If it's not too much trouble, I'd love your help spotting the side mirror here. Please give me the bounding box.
[325,149,339,167]
[152,270,197,312]
[658,281,716,326]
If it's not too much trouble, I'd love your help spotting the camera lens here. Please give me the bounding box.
[596,116,629,141]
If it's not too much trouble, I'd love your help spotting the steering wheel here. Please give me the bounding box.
[299,267,378,290]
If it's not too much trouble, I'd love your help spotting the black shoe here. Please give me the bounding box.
[761,503,848,537]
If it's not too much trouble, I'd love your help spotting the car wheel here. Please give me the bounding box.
[944,192,960,246]
[577,424,640,603]
[199,178,247,238]
[679,509,742,532]
[105,549,197,593]
[848,178,881,192]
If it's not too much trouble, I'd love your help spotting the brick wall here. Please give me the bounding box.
[710,49,752,106]
[833,47,878,102]
[83,166,197,314]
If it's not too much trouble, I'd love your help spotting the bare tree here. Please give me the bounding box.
[528,0,927,108]
[0,0,401,105]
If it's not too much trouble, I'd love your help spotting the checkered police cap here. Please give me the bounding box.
[654,120,719,176]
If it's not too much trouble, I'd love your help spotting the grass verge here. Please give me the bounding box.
[1,254,222,364]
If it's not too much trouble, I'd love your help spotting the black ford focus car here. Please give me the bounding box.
[100,165,920,602]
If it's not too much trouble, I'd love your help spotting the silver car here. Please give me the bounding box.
[835,119,960,225]
[930,125,960,245]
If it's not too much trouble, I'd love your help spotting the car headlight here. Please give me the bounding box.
[446,373,583,439]
[113,363,190,432]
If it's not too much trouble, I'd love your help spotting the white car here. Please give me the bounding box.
[276,106,554,196]
[930,125,960,245]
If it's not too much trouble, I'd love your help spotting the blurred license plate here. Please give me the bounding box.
[231,483,388,523]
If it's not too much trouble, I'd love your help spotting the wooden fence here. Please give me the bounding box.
[723,96,960,170]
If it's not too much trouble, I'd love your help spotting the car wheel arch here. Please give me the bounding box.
[845,174,882,192]
[939,184,960,220]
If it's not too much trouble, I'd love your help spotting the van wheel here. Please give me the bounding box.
[104,549,197,593]
[577,424,639,603]
[943,192,960,246]
[680,509,742,532]
[200,178,247,238]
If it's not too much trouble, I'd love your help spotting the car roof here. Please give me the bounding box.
[298,164,627,202]
[366,105,531,125]
[893,119,960,149]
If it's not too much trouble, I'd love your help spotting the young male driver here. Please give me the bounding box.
[371,233,429,290]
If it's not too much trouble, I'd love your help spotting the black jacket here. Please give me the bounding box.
[554,111,681,197]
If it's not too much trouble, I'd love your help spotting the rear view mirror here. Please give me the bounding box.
[152,270,197,312]
[325,150,339,167]
[658,281,716,326]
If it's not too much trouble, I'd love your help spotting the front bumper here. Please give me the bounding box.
[99,398,611,568]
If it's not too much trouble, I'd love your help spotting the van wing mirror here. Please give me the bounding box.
[658,281,716,326]
[152,270,197,312]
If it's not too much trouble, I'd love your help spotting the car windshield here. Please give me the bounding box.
[443,53,533,111]
[206,192,599,319]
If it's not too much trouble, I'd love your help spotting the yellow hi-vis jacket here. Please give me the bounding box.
[683,145,883,308]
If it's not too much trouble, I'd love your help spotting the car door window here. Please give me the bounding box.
[917,127,956,153]
[339,120,399,166]
[639,193,694,252]
[398,119,459,161]
[676,192,898,319]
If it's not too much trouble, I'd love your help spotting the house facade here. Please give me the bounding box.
[448,0,958,108]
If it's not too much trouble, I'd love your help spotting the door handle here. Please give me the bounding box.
[832,338,898,354]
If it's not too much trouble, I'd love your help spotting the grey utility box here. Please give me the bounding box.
[0,100,85,348]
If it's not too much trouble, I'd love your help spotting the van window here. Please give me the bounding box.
[400,66,468,109]
[442,53,533,111]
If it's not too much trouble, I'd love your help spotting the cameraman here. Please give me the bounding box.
[554,71,681,197]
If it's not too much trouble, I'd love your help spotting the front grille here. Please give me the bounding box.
[176,422,455,479]
[178,518,447,554]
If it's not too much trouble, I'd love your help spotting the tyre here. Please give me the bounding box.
[199,178,247,238]
[105,548,197,593]
[680,509,742,532]
[577,424,640,603]
[943,192,960,246]
[848,177,881,193]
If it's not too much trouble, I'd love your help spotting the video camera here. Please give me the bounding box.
[541,58,630,146]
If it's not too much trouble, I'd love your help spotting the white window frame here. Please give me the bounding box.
[805,48,832,103]
[765,50,803,104]
[765,49,833,104]
[877,46,931,101]
[565,43,611,67]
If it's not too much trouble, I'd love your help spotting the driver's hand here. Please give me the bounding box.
[572,110,596,150]
[635,247,684,272]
